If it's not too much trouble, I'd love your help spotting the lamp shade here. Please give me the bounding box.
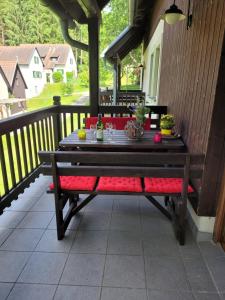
[161,4,186,25]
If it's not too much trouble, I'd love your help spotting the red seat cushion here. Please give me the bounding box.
[144,178,194,193]
[97,177,143,192]
[85,117,151,130]
[50,176,97,191]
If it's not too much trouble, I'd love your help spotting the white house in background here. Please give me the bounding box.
[142,20,164,105]
[0,46,45,99]
[23,44,77,83]
[0,66,10,100]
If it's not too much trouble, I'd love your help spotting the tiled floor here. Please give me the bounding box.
[0,175,225,300]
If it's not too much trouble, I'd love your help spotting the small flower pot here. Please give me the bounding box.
[161,129,172,135]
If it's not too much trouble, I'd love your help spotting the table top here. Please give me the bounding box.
[59,130,185,151]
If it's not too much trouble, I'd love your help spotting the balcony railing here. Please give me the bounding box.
[99,90,145,106]
[0,96,167,214]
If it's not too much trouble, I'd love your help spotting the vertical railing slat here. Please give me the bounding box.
[48,116,54,150]
[36,121,42,151]
[0,135,9,194]
[21,127,28,175]
[31,123,38,167]
[6,132,16,187]
[13,129,22,181]
[70,113,74,132]
[26,125,33,171]
[45,118,50,151]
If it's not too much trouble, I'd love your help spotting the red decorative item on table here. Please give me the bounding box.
[153,132,162,143]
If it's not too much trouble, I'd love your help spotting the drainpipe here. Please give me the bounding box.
[40,0,88,51]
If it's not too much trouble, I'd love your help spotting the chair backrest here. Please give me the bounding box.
[85,117,151,130]
[39,151,204,180]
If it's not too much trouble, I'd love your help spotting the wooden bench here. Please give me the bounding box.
[39,151,204,245]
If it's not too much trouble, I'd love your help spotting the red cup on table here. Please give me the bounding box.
[153,132,162,143]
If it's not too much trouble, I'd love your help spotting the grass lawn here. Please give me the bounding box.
[27,82,88,111]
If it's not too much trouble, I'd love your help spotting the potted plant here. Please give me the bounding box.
[129,101,150,126]
[160,114,175,135]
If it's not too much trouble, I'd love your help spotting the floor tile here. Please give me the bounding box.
[101,287,147,300]
[60,253,105,285]
[54,285,101,300]
[0,282,13,300]
[6,196,38,212]
[141,216,173,237]
[147,290,194,300]
[179,231,201,259]
[79,212,111,231]
[206,256,225,292]
[47,213,82,230]
[0,251,30,282]
[103,255,145,288]
[143,235,180,257]
[145,256,190,291]
[0,228,12,246]
[18,252,67,284]
[221,293,225,299]
[0,228,44,251]
[35,229,75,252]
[71,230,108,254]
[30,193,55,212]
[85,195,113,212]
[183,256,217,292]
[110,212,141,232]
[107,231,142,255]
[140,196,166,218]
[193,292,221,300]
[198,241,225,259]
[0,211,27,229]
[7,283,56,300]
[113,197,140,213]
[17,211,54,229]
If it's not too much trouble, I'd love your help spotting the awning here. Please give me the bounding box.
[102,25,145,64]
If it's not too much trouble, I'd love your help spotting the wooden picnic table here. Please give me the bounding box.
[59,130,185,151]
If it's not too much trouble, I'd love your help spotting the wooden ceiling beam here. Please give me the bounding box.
[77,0,101,18]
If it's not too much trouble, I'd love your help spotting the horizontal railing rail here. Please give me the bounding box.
[0,96,167,214]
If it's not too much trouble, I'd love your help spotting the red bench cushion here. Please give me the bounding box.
[144,178,194,193]
[50,176,97,191]
[85,117,151,130]
[97,177,143,192]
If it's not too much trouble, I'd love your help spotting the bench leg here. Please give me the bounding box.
[177,197,187,245]
[164,196,169,207]
[55,196,64,240]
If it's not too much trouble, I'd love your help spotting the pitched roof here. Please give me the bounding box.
[0,65,11,92]
[0,46,37,65]
[21,44,71,70]
[0,60,27,88]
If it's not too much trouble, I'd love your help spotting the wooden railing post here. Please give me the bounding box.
[53,96,62,149]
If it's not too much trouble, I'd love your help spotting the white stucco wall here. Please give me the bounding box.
[19,49,45,99]
[143,20,164,105]
[54,48,77,83]
[0,73,9,99]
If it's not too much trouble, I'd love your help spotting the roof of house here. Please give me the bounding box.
[0,65,11,92]
[21,44,71,70]
[0,60,27,88]
[0,46,38,65]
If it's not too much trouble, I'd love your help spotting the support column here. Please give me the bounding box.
[88,17,99,116]
[113,62,117,105]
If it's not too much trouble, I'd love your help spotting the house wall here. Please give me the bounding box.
[54,48,77,82]
[143,0,225,216]
[20,49,45,99]
[0,73,9,99]
[12,68,26,98]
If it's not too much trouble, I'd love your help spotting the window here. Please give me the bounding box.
[51,57,58,62]
[34,56,39,64]
[148,46,161,101]
[33,71,42,78]
[70,58,73,64]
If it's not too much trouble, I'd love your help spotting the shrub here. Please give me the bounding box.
[52,71,63,83]
[66,71,74,82]
[61,82,74,96]
[77,65,89,87]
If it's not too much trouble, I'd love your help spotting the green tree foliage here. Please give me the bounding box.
[52,71,63,83]
[61,82,74,96]
[0,0,63,45]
